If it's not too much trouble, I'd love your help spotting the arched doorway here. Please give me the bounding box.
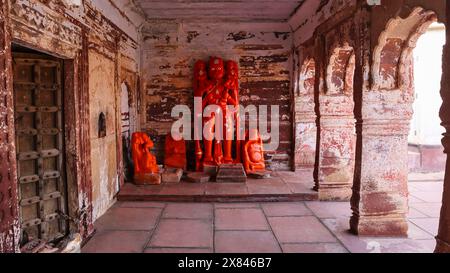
[121,82,133,182]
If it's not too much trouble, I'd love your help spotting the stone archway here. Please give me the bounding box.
[294,58,317,171]
[317,44,356,201]
[351,7,439,237]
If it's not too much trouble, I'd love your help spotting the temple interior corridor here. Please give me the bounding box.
[2,0,450,254]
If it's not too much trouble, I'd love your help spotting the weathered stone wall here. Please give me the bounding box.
[140,22,293,170]
[290,0,357,46]
[87,50,118,219]
[0,0,20,253]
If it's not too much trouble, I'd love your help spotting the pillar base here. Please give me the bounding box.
[350,215,408,237]
[435,237,450,253]
[318,185,352,201]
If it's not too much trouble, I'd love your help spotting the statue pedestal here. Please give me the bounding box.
[134,173,161,185]
[216,163,247,183]
[203,165,218,177]
[162,168,183,183]
[186,172,211,183]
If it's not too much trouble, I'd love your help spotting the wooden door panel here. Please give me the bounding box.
[13,55,67,243]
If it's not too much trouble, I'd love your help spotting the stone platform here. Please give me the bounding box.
[118,170,317,202]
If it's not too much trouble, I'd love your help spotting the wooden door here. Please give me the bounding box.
[13,54,68,243]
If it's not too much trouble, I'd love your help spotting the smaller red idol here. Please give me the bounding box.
[242,129,266,174]
[164,132,187,170]
[131,132,160,184]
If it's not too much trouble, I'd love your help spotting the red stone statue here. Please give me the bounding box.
[164,132,187,170]
[193,60,207,171]
[131,132,158,175]
[193,57,242,169]
[202,57,226,166]
[223,60,241,163]
[242,129,266,174]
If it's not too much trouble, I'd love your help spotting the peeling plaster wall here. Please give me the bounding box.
[84,0,142,220]
[141,21,294,170]
[88,51,118,220]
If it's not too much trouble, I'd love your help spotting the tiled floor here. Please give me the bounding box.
[82,177,443,253]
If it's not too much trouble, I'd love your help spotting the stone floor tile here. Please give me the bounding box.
[261,202,312,217]
[409,195,426,204]
[215,208,269,230]
[268,216,337,243]
[409,182,444,192]
[305,201,352,219]
[409,218,440,236]
[410,202,442,218]
[414,239,438,252]
[407,221,435,240]
[162,203,213,219]
[215,231,281,253]
[409,191,443,203]
[408,207,428,219]
[144,248,212,253]
[82,230,151,253]
[95,207,162,231]
[149,219,213,248]
[322,218,433,253]
[281,243,348,253]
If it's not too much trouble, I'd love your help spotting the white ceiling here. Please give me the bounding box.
[133,0,306,22]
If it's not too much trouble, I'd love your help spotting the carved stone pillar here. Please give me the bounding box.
[294,103,317,171]
[294,48,317,175]
[316,45,356,201]
[294,58,317,172]
[435,3,450,252]
[350,90,411,236]
[317,95,356,201]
